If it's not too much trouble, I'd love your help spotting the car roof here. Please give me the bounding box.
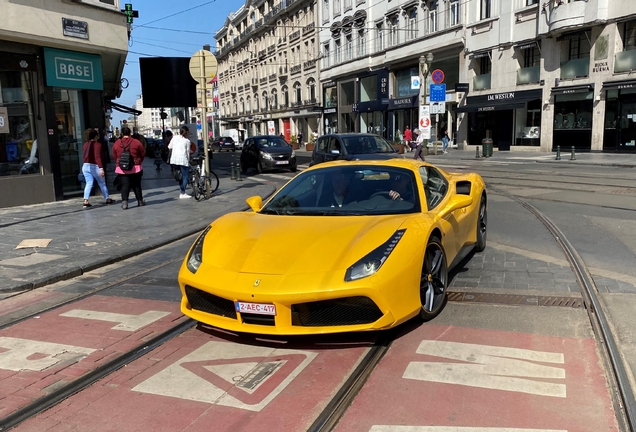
[249,135,286,139]
[320,133,381,138]
[304,158,431,173]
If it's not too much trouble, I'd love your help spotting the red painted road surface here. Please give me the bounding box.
[0,295,184,420]
[334,324,619,432]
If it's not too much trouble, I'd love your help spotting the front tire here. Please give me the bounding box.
[475,195,487,252]
[289,162,297,173]
[257,161,263,174]
[419,236,448,321]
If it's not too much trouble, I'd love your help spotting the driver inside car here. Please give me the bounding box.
[319,169,361,207]
[388,173,414,202]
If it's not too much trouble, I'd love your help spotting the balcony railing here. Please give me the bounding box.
[268,44,276,54]
[278,36,287,45]
[517,66,540,85]
[615,50,636,73]
[303,59,316,69]
[560,58,589,79]
[289,30,301,41]
[473,73,491,91]
[258,49,266,59]
[304,98,318,105]
[303,23,315,33]
[291,64,302,74]
[291,101,303,107]
[260,77,268,84]
[255,18,263,28]
[269,74,277,82]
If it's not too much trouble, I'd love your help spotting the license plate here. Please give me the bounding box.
[235,301,276,316]
[275,160,289,165]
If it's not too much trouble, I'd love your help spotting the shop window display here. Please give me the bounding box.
[54,89,85,194]
[553,91,593,151]
[0,70,38,176]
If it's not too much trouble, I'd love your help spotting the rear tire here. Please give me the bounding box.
[475,195,487,252]
[418,236,448,321]
[208,170,220,194]
[191,171,201,201]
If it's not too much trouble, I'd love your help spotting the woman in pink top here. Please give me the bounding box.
[82,129,114,208]
[112,126,146,210]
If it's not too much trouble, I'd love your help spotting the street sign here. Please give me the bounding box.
[430,84,446,102]
[189,50,218,82]
[430,102,446,114]
[0,107,9,134]
[431,69,445,84]
[411,76,421,89]
[419,105,431,140]
[267,120,276,134]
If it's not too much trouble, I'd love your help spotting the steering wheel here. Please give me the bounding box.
[369,191,392,200]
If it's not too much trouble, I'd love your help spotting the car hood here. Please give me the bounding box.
[201,212,410,275]
[259,146,292,155]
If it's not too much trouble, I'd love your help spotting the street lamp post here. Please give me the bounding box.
[419,52,434,145]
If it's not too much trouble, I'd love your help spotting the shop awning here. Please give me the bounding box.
[551,84,594,95]
[455,101,526,113]
[514,41,539,50]
[602,79,636,90]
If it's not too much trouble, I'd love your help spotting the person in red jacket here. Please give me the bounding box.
[403,125,413,152]
[112,126,146,210]
[81,129,114,208]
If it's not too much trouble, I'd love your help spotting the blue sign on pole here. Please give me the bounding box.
[430,84,446,102]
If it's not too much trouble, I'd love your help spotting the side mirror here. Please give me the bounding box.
[330,149,340,155]
[437,195,473,219]
[246,196,263,212]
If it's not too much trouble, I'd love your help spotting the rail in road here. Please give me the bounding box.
[0,174,631,431]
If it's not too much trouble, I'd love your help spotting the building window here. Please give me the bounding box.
[407,9,417,40]
[376,22,384,51]
[624,21,636,50]
[346,34,353,60]
[449,0,460,26]
[569,34,590,60]
[335,38,341,63]
[427,2,437,33]
[526,0,538,4]
[240,98,245,114]
[479,56,492,75]
[333,0,341,17]
[389,15,399,46]
[323,0,329,21]
[294,82,302,103]
[480,0,491,20]
[523,47,541,68]
[247,97,251,112]
[283,86,289,107]
[323,43,331,67]
[262,92,268,110]
[344,0,352,11]
[254,94,259,111]
[360,75,377,102]
[358,30,366,57]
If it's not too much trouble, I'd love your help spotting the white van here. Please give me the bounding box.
[221,128,246,149]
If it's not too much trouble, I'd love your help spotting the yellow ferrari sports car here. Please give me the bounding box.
[178,159,487,335]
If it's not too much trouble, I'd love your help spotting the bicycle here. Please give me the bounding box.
[189,155,219,200]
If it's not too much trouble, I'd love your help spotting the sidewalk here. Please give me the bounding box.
[0,159,276,295]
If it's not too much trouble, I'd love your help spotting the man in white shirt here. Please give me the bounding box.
[168,126,195,199]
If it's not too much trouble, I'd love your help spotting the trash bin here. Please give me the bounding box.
[481,138,493,157]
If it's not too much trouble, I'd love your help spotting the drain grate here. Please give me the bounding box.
[609,189,636,195]
[448,291,583,308]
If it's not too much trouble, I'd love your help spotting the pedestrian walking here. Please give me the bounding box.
[403,126,413,152]
[81,129,114,208]
[112,126,146,210]
[169,126,195,199]
[297,131,303,147]
[441,129,450,153]
[413,129,426,162]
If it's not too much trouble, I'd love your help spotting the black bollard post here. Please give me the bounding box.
[556,146,561,160]
[230,163,236,180]
[570,146,576,161]
[236,164,243,181]
[476,146,481,159]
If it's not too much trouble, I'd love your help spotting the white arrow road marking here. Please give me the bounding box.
[0,337,95,371]
[132,341,316,411]
[60,310,171,331]
[370,427,567,432]
[404,341,566,397]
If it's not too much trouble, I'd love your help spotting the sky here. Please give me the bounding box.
[111,0,238,126]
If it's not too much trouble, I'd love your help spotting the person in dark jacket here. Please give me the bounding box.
[112,126,146,210]
[81,129,114,208]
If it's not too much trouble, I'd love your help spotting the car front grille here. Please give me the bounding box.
[185,285,237,319]
[271,153,289,161]
[291,296,383,327]
[240,313,276,326]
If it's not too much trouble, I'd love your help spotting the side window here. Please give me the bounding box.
[328,137,342,153]
[419,166,448,210]
[245,139,253,148]
[317,137,328,153]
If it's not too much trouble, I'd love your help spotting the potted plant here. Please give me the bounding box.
[290,134,300,150]
[305,133,315,152]
[391,138,405,154]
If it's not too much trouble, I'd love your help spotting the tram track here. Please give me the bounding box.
[490,185,636,432]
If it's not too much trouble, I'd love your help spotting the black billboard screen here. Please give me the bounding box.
[139,57,197,108]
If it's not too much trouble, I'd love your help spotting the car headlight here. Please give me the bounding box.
[260,150,273,160]
[345,229,406,281]
[186,225,212,274]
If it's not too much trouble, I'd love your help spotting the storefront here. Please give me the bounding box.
[387,95,419,142]
[357,68,389,138]
[322,82,338,134]
[551,84,593,151]
[602,79,636,152]
[456,88,542,150]
[338,80,356,133]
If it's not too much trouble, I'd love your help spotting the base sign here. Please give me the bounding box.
[419,105,431,140]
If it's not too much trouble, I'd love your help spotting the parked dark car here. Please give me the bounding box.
[241,135,297,174]
[211,136,236,152]
[309,133,401,166]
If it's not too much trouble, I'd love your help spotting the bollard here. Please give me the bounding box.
[476,146,481,159]
[230,163,236,180]
[570,146,576,161]
[556,145,561,160]
[236,165,243,181]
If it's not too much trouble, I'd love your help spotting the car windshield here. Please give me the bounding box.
[341,136,395,155]
[260,165,421,216]
[256,137,288,148]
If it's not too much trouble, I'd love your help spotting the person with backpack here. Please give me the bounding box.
[112,126,146,210]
